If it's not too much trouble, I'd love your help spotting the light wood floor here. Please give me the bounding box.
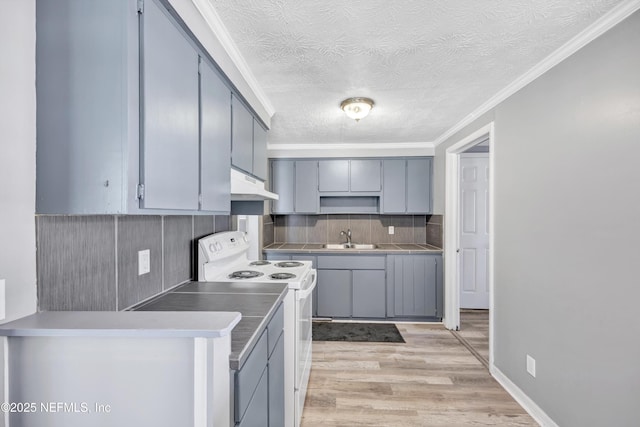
[457,309,490,366]
[301,322,537,426]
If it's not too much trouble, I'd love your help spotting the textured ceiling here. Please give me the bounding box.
[208,0,620,145]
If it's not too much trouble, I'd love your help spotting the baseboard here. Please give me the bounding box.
[490,364,559,427]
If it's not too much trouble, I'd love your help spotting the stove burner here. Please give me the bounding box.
[275,261,304,268]
[270,272,296,280]
[249,260,271,266]
[228,270,264,279]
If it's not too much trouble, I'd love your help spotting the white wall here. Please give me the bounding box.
[0,0,38,322]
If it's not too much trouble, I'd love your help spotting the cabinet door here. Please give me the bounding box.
[294,161,318,213]
[200,59,231,213]
[350,160,382,192]
[318,160,349,192]
[238,367,269,427]
[317,270,351,317]
[270,160,294,213]
[141,0,199,210]
[253,121,268,180]
[352,270,386,317]
[382,159,407,213]
[268,333,285,427]
[392,255,438,317]
[232,95,254,174]
[407,158,431,213]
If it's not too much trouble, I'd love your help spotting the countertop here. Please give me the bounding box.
[134,281,288,370]
[264,242,442,254]
[0,311,241,338]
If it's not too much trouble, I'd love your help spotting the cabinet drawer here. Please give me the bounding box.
[317,255,386,270]
[267,303,284,358]
[235,329,268,421]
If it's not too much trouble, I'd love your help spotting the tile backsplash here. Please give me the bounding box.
[270,214,431,245]
[36,214,233,311]
[425,214,443,248]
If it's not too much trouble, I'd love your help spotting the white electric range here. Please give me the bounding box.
[198,231,316,427]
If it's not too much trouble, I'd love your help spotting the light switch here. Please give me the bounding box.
[388,226,395,235]
[138,250,150,276]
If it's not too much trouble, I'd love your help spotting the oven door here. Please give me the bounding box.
[294,270,316,426]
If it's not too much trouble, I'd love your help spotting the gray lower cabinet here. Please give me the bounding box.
[387,255,442,318]
[316,255,386,319]
[266,252,443,320]
[317,270,352,317]
[352,270,386,317]
[234,303,284,427]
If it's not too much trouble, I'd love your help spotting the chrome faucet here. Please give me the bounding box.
[340,229,352,247]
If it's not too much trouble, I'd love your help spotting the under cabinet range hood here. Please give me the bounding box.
[230,169,279,201]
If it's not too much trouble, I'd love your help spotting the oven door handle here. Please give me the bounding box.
[296,273,317,300]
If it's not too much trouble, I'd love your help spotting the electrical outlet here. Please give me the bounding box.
[138,249,150,276]
[526,355,536,377]
[388,226,395,235]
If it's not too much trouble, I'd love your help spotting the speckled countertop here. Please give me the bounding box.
[263,242,442,254]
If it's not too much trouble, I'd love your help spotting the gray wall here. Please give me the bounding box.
[36,215,232,311]
[436,11,640,426]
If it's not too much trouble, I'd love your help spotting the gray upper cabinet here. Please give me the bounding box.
[381,159,407,213]
[318,160,349,192]
[270,160,295,214]
[381,158,432,214]
[407,158,431,213]
[350,160,382,192]
[35,0,246,215]
[318,159,381,193]
[232,95,255,175]
[232,96,269,181]
[140,0,200,210]
[253,122,268,180]
[270,160,318,214]
[36,0,138,214]
[200,59,231,213]
[295,161,319,213]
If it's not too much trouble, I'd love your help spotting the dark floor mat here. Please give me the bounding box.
[312,322,405,343]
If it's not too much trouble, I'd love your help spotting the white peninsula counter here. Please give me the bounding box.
[0,311,241,427]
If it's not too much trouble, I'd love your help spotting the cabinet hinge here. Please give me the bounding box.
[137,184,145,200]
[137,0,144,14]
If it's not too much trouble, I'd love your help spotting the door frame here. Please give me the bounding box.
[443,122,495,364]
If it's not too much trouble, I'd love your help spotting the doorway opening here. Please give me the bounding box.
[444,122,494,367]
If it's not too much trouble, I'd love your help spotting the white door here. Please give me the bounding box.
[459,154,490,309]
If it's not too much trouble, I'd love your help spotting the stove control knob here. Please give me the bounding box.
[209,243,217,253]
[215,242,223,251]
[242,234,248,242]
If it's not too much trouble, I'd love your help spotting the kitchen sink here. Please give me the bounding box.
[322,243,378,250]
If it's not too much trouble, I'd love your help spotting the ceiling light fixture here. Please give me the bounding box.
[340,97,374,121]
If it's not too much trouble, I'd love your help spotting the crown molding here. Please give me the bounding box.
[191,0,275,117]
[433,0,640,147]
[268,142,435,158]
